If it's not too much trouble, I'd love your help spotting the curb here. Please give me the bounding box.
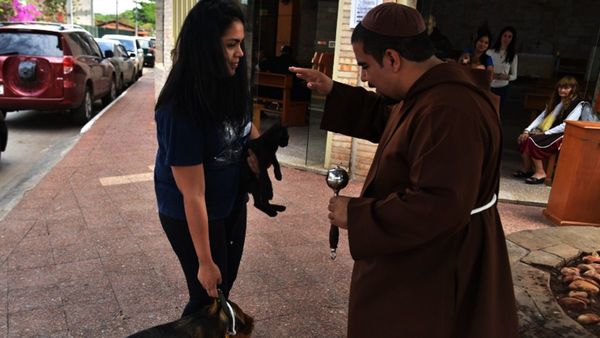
[80,81,138,134]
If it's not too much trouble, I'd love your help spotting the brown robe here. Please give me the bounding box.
[322,62,518,338]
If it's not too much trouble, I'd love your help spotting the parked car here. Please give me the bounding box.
[101,34,144,78]
[137,37,155,68]
[0,22,117,124]
[95,38,136,92]
[0,111,7,161]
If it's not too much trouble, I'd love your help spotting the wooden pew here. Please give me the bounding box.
[253,72,308,129]
[524,92,551,121]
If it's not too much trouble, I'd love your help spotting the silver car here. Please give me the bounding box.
[101,34,144,78]
[95,38,137,90]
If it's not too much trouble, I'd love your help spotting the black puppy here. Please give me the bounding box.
[243,123,289,217]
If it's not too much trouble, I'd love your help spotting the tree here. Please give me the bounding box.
[0,0,15,21]
[10,0,42,21]
[0,0,67,23]
[93,0,154,35]
[39,0,66,22]
[138,0,155,25]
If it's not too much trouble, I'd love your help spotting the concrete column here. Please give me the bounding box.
[154,0,169,101]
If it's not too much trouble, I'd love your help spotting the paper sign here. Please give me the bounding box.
[350,0,383,28]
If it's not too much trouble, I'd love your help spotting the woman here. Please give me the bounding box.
[459,28,494,72]
[487,26,518,111]
[514,76,585,184]
[153,0,259,316]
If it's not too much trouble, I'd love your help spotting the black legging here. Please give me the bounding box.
[159,197,247,317]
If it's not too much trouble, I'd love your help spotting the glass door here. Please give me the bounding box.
[248,0,339,171]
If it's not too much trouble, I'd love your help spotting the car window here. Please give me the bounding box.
[113,39,134,52]
[96,40,114,57]
[0,32,63,57]
[88,39,103,58]
[82,34,102,58]
[68,33,93,56]
[64,34,83,56]
[116,45,128,58]
[138,39,149,49]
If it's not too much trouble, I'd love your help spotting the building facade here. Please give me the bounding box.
[154,0,600,179]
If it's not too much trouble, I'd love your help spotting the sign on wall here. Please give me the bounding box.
[350,0,384,28]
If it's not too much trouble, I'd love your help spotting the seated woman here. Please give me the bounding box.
[458,27,494,73]
[514,76,586,184]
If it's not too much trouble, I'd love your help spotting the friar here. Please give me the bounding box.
[291,3,519,337]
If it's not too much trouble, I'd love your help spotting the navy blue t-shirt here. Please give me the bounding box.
[154,103,251,220]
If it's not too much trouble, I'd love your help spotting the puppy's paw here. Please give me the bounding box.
[255,202,278,217]
[271,204,286,212]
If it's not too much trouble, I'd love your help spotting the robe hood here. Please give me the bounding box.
[404,62,499,116]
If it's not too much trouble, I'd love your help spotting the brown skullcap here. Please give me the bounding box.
[361,3,426,37]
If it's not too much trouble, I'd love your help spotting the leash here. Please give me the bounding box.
[217,289,237,336]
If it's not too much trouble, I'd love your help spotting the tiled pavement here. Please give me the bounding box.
[0,71,555,337]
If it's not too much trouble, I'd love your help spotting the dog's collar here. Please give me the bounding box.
[218,289,237,336]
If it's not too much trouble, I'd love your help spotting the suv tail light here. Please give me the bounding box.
[62,56,75,88]
[63,56,74,75]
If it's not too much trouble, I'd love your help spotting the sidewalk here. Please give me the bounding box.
[0,71,554,337]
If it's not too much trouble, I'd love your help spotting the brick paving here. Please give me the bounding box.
[0,71,555,337]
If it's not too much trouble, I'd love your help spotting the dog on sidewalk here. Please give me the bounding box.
[126,295,254,338]
[242,122,289,217]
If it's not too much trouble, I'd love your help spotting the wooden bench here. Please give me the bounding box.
[524,92,551,121]
[253,72,308,129]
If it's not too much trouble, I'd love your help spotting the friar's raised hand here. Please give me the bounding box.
[289,67,334,96]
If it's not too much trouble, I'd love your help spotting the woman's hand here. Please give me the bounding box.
[246,149,260,176]
[289,67,333,96]
[198,261,222,298]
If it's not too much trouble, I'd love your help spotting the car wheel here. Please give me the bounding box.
[118,74,124,93]
[102,77,117,106]
[0,110,5,118]
[138,67,143,78]
[0,111,7,157]
[72,87,93,125]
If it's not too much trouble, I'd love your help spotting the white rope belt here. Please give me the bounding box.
[470,194,497,215]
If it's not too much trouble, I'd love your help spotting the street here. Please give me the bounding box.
[0,110,88,220]
[0,67,153,221]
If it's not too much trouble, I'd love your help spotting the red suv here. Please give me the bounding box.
[0,22,117,124]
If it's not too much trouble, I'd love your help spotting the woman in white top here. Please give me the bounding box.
[487,26,518,112]
[513,76,585,184]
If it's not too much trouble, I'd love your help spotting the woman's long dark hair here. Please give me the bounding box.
[547,76,580,119]
[492,26,517,64]
[156,0,248,126]
[473,24,492,65]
